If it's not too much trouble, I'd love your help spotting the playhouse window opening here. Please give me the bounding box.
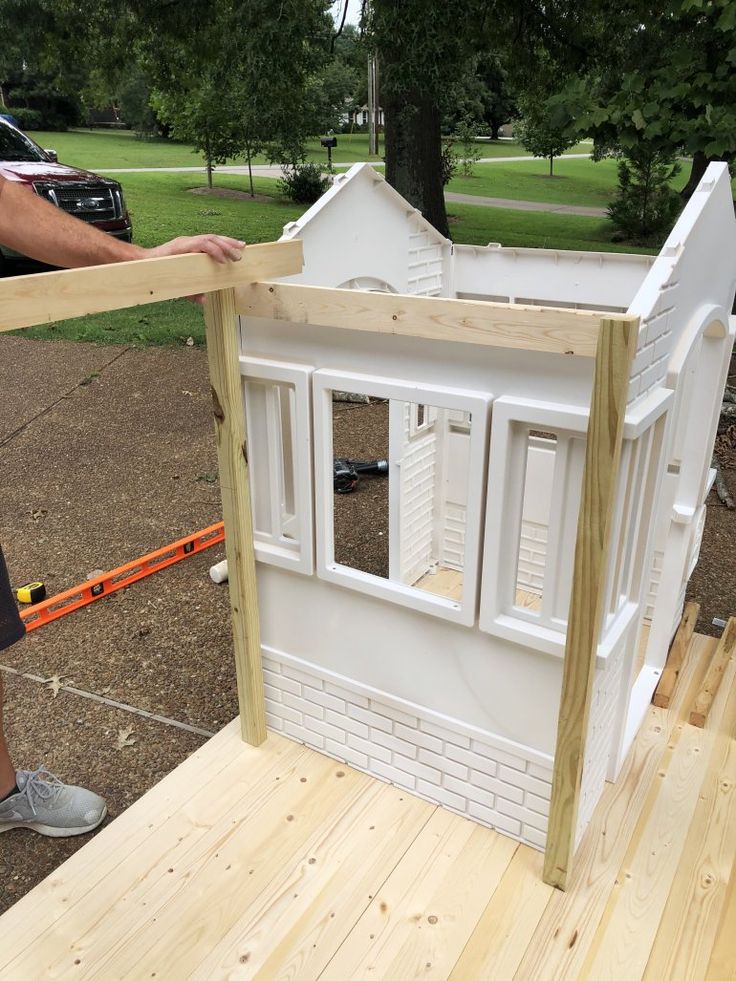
[329,391,473,604]
[332,394,390,579]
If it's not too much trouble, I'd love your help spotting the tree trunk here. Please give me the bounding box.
[549,153,553,177]
[384,92,449,237]
[205,132,213,189]
[246,143,254,198]
[681,150,714,200]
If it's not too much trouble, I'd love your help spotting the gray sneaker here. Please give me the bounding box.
[0,768,107,837]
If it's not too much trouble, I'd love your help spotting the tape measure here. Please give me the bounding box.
[16,582,46,605]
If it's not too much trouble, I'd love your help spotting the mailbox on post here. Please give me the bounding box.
[320,135,338,171]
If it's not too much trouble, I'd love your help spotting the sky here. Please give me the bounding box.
[333,0,362,27]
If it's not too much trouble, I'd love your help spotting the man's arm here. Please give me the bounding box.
[0,175,245,267]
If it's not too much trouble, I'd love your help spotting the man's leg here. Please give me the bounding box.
[0,548,107,835]
[0,546,24,799]
[0,675,17,797]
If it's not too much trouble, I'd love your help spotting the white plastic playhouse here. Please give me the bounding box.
[234,162,735,880]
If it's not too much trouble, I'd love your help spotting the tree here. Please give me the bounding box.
[560,0,736,199]
[367,0,490,236]
[607,146,682,244]
[152,77,244,189]
[118,67,158,137]
[134,0,336,191]
[515,93,578,176]
[445,53,517,141]
[367,0,587,236]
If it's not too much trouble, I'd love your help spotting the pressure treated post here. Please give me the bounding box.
[205,287,266,746]
[543,315,638,890]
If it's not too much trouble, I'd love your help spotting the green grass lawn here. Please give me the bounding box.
[14,166,661,348]
[30,129,386,169]
[449,201,659,254]
[449,157,621,208]
[449,156,735,208]
[27,127,591,172]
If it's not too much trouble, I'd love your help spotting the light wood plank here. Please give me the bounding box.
[705,862,736,981]
[0,726,306,973]
[414,566,463,600]
[205,287,266,745]
[519,632,714,979]
[236,281,620,358]
[29,751,369,978]
[0,240,303,332]
[690,617,736,728]
[189,783,434,980]
[448,847,553,979]
[644,657,736,981]
[580,722,708,979]
[580,645,736,981]
[653,601,701,708]
[321,808,518,980]
[543,316,638,889]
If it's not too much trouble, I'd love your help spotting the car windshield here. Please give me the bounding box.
[0,123,46,162]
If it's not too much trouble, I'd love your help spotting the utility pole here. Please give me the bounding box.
[367,53,379,157]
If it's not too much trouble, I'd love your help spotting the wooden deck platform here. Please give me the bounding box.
[1,630,734,980]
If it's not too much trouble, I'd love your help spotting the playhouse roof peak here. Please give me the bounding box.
[279,163,451,249]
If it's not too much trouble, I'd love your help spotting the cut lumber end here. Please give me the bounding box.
[652,601,701,708]
[688,616,736,728]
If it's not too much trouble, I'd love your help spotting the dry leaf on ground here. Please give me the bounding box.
[116,727,137,750]
[43,674,70,698]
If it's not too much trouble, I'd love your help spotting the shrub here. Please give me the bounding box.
[455,118,482,177]
[440,140,458,186]
[6,107,43,130]
[277,163,332,204]
[607,148,682,245]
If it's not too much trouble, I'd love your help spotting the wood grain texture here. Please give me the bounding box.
[189,784,433,980]
[516,636,714,981]
[58,751,368,979]
[0,240,303,332]
[644,656,736,981]
[448,847,552,979]
[205,287,265,745]
[653,601,701,708]
[236,281,620,358]
[0,724,304,972]
[705,861,736,981]
[690,617,736,728]
[580,722,708,979]
[543,316,639,890]
[320,808,518,980]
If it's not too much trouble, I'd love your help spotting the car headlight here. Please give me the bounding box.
[112,184,126,218]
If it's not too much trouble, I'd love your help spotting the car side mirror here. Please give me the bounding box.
[44,149,58,163]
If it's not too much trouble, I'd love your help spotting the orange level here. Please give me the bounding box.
[21,522,225,632]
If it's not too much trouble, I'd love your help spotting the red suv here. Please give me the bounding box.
[0,118,132,271]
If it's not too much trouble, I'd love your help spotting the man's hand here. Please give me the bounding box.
[144,235,247,305]
[145,234,246,264]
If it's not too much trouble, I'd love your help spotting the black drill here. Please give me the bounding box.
[333,458,388,493]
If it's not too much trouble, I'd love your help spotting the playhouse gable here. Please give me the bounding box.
[279,163,451,296]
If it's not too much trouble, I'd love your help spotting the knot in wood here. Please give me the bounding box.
[210,386,225,422]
